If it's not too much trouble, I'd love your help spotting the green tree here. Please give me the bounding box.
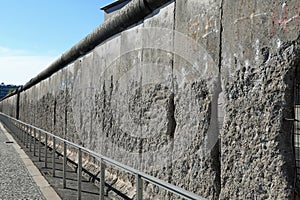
[8,88,16,94]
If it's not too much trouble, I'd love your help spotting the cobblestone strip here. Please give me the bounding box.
[0,122,61,200]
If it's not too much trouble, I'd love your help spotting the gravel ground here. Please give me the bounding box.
[0,124,45,200]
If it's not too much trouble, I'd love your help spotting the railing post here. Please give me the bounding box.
[27,126,30,148]
[78,148,82,200]
[23,126,26,145]
[19,124,22,140]
[63,141,67,189]
[15,123,18,139]
[45,133,48,168]
[38,130,42,161]
[136,174,143,200]
[27,126,30,147]
[17,124,21,140]
[24,125,27,147]
[18,124,20,138]
[29,126,32,152]
[18,124,20,139]
[33,128,36,156]
[99,158,106,200]
[52,136,56,177]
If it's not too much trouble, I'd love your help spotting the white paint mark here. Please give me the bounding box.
[255,39,260,63]
[202,30,218,38]
[286,15,299,24]
[282,2,287,9]
[234,12,267,24]
[245,59,250,68]
[277,38,282,49]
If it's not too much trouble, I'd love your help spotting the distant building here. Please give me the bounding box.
[101,0,131,21]
[0,83,20,99]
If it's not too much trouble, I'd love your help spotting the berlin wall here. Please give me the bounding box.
[1,0,299,199]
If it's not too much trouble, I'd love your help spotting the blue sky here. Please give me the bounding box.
[0,0,113,85]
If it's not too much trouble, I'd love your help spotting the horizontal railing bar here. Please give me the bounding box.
[0,112,205,200]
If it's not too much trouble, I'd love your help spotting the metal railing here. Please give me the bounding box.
[295,80,300,185]
[0,112,205,200]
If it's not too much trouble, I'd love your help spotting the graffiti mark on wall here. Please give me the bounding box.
[271,1,300,36]
[188,15,218,40]
[231,1,300,38]
[234,12,267,24]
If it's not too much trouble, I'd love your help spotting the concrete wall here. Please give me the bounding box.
[0,95,17,118]
[221,0,299,199]
[1,0,299,199]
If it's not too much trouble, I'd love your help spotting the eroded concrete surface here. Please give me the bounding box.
[1,0,300,199]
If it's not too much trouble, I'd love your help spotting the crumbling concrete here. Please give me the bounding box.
[220,0,299,199]
[0,0,299,199]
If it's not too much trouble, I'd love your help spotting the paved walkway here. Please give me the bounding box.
[0,119,128,200]
[0,122,60,200]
